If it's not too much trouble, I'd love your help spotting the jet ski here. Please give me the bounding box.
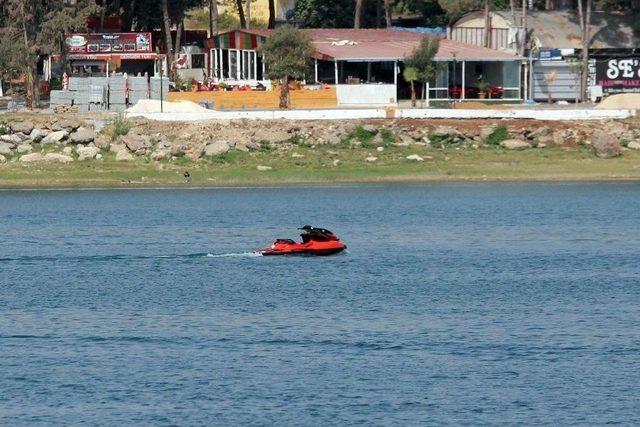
[256,226,347,256]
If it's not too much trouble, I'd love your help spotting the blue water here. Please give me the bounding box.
[1,183,639,425]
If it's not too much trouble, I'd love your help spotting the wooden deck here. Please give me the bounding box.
[167,88,338,110]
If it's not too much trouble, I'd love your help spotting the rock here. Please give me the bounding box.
[1,134,22,145]
[63,147,73,155]
[501,139,531,150]
[291,152,305,158]
[536,143,547,149]
[169,143,186,157]
[0,154,6,164]
[204,140,230,157]
[19,153,44,163]
[115,149,135,161]
[332,159,341,166]
[397,134,415,146]
[70,127,95,144]
[376,146,384,152]
[10,120,34,135]
[51,119,81,132]
[365,156,378,162]
[95,153,103,160]
[479,125,498,140]
[0,142,14,155]
[93,134,111,150]
[42,130,68,144]
[122,134,152,153]
[527,125,550,140]
[362,124,378,134]
[29,129,46,143]
[16,144,32,154]
[185,144,205,161]
[591,130,621,158]
[257,165,272,171]
[234,141,250,152]
[406,154,424,161]
[76,145,99,160]
[44,153,74,163]
[150,149,170,161]
[627,141,640,150]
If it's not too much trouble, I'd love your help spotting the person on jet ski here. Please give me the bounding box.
[299,225,338,243]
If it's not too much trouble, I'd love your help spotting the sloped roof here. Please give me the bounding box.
[212,28,519,61]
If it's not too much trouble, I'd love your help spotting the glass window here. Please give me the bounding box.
[191,53,205,69]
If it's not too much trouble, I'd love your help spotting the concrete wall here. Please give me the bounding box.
[176,68,208,81]
[336,84,397,106]
[126,107,635,122]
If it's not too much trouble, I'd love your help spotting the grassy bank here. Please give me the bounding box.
[2,144,640,189]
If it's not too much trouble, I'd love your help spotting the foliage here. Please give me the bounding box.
[107,115,132,142]
[294,0,378,28]
[477,79,489,92]
[0,120,6,136]
[405,36,440,84]
[259,26,315,81]
[259,140,273,152]
[403,67,419,84]
[485,125,509,146]
[380,129,396,146]
[350,126,377,146]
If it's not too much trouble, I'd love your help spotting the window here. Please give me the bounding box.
[191,53,205,69]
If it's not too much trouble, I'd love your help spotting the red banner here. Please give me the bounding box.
[65,33,152,54]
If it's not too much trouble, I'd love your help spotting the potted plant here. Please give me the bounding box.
[477,80,489,99]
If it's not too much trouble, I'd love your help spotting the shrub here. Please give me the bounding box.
[288,134,306,145]
[380,129,396,146]
[259,140,272,152]
[107,114,132,141]
[485,125,509,146]
[0,120,6,135]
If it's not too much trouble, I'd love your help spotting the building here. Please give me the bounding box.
[448,10,640,101]
[207,28,521,104]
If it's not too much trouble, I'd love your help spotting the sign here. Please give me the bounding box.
[65,33,152,55]
[538,49,562,60]
[595,57,640,94]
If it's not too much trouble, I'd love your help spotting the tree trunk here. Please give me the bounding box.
[99,3,106,32]
[125,0,137,31]
[246,0,251,28]
[519,0,527,57]
[19,0,35,109]
[268,0,275,28]
[410,80,416,107]
[175,18,183,61]
[279,76,290,109]
[384,0,392,27]
[483,0,491,48]
[577,0,591,102]
[161,0,173,61]
[236,0,246,28]
[209,0,219,36]
[354,0,363,29]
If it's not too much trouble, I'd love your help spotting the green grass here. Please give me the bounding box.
[105,115,132,142]
[485,125,510,146]
[3,145,640,189]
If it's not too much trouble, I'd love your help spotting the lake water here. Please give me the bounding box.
[1,183,639,425]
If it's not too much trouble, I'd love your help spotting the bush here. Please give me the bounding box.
[485,125,509,146]
[259,140,272,152]
[107,114,132,141]
[380,129,396,146]
[0,120,6,135]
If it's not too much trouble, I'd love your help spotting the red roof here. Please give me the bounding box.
[215,28,518,61]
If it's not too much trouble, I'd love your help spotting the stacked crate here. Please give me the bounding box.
[50,90,75,109]
[149,77,169,102]
[128,76,149,106]
[107,76,127,111]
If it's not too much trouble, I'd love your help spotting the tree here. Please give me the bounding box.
[210,0,219,35]
[354,0,363,28]
[259,26,315,108]
[295,0,356,28]
[403,67,419,107]
[268,0,275,28]
[0,0,98,108]
[405,36,440,106]
[576,0,592,102]
[383,0,392,26]
[483,0,491,48]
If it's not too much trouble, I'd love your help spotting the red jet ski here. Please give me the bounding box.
[257,226,347,256]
